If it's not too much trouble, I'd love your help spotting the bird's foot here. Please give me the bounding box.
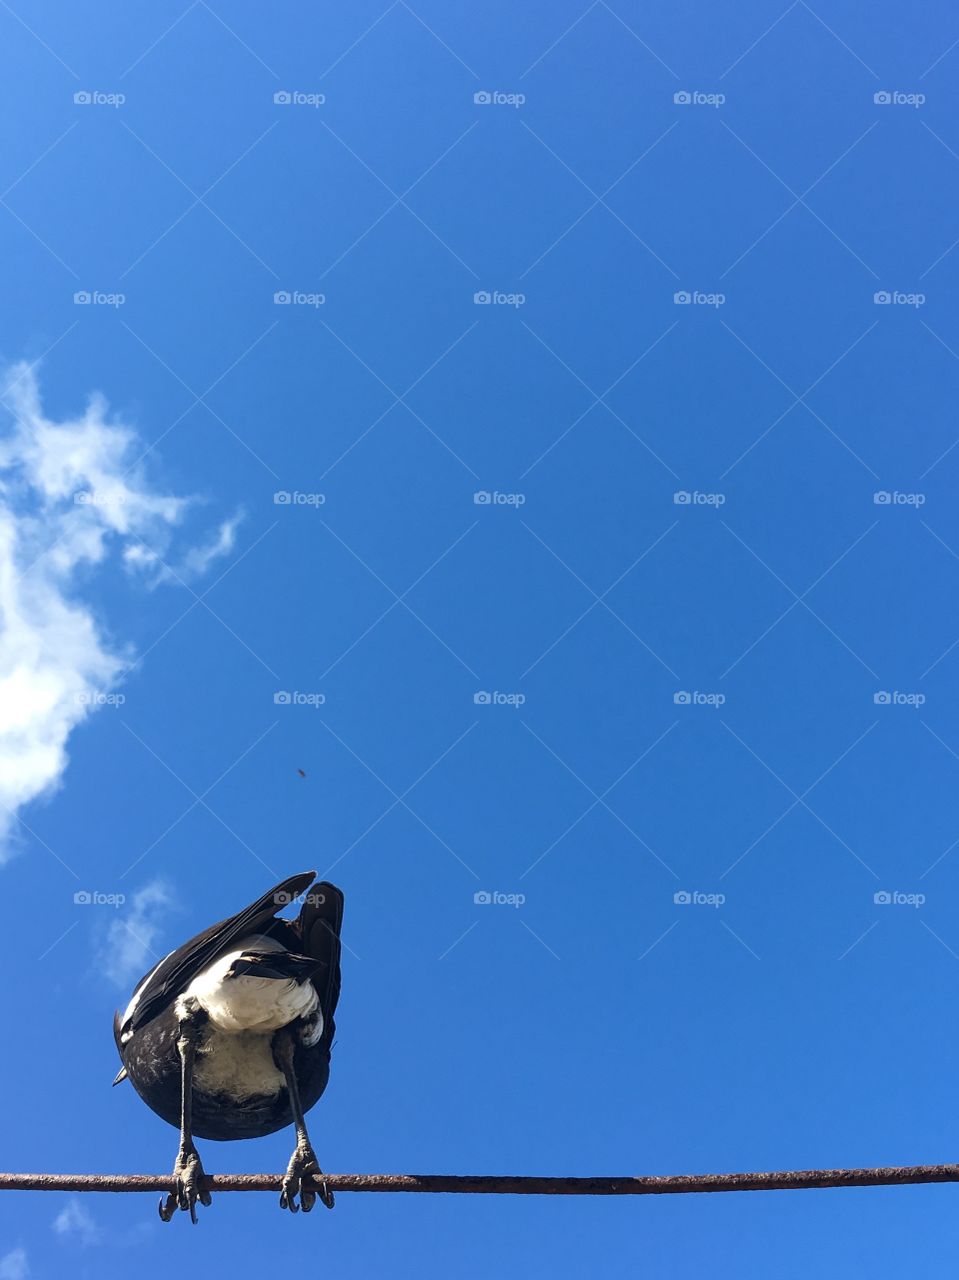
[280,1140,334,1213]
[158,1144,212,1224]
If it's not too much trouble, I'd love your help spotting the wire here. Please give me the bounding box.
[2,1165,958,1196]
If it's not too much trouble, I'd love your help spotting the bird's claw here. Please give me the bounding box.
[280,1141,334,1213]
[158,1146,212,1224]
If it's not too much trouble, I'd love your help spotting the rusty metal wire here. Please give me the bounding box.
[1,1165,958,1196]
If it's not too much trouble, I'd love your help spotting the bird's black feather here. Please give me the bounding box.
[119,870,316,1038]
[226,950,326,982]
[297,881,343,1051]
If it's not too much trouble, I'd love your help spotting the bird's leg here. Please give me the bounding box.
[159,1001,212,1224]
[274,1028,334,1212]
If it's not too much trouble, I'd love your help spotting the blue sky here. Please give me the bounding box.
[2,1,959,1275]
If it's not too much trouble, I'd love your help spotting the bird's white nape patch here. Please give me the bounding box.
[184,934,318,1033]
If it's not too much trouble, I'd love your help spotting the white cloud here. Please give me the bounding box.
[53,1199,99,1246]
[0,362,235,858]
[0,1248,28,1280]
[129,511,241,584]
[179,513,240,577]
[101,879,173,986]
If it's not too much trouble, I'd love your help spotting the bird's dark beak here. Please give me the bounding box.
[112,1066,128,1086]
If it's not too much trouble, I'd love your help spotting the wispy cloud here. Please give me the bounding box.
[53,1199,99,1246]
[180,513,241,577]
[0,363,234,858]
[100,879,173,985]
[126,511,242,583]
[0,1248,28,1280]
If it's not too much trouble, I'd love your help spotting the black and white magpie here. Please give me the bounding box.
[113,872,344,1221]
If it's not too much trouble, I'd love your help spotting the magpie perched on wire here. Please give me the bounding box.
[113,872,344,1221]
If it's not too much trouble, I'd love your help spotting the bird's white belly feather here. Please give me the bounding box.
[183,933,319,1033]
[194,1028,285,1098]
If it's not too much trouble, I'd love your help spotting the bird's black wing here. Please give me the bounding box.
[118,871,318,1038]
[294,881,344,1053]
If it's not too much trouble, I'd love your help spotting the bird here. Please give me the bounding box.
[113,871,344,1222]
